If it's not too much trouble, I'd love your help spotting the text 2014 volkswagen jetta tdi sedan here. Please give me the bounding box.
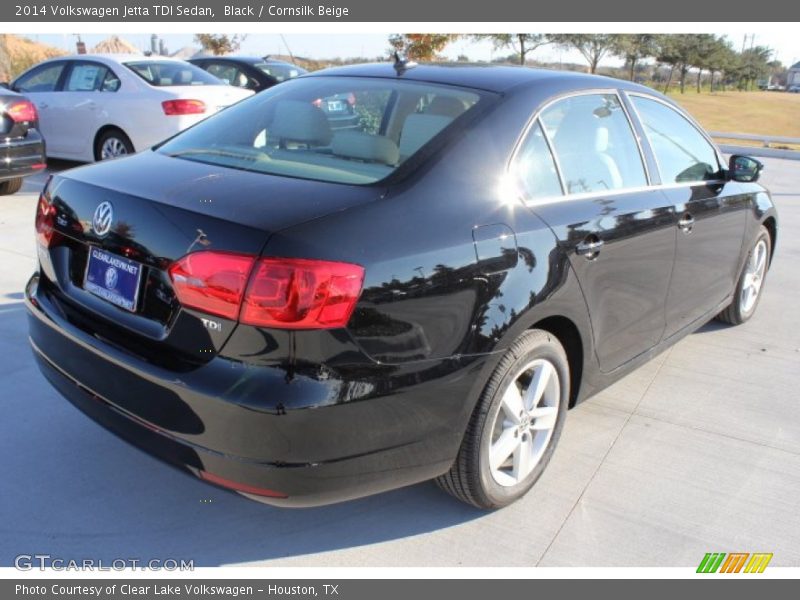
[26,63,777,508]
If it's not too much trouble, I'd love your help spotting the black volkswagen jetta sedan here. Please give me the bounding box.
[26,63,777,508]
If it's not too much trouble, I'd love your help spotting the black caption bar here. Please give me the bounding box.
[2,0,799,21]
[4,580,798,600]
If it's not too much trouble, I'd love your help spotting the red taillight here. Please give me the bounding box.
[311,98,322,108]
[7,100,37,123]
[241,258,364,329]
[167,251,365,329]
[199,470,287,498]
[346,92,356,106]
[168,252,255,320]
[161,99,206,116]
[35,193,57,247]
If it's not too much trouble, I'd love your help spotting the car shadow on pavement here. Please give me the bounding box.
[0,298,485,567]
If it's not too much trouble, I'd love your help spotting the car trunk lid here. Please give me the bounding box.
[38,150,382,367]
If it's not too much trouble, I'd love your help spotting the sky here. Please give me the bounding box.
[27,32,800,69]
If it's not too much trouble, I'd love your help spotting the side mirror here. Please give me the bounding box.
[728,155,764,183]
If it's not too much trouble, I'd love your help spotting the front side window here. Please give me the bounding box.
[205,62,246,87]
[125,61,222,87]
[631,95,721,183]
[158,76,484,185]
[540,93,647,194]
[14,63,65,93]
[511,120,563,201]
[65,63,110,92]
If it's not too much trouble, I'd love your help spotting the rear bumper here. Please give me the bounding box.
[25,273,462,507]
[0,131,45,181]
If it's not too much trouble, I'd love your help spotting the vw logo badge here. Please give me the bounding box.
[92,201,114,237]
[104,267,118,290]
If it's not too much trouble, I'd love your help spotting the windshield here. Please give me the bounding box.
[157,76,484,185]
[125,61,222,87]
[255,62,307,82]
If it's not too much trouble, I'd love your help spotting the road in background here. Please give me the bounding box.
[1,158,798,567]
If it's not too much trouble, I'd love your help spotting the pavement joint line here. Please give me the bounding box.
[623,411,800,458]
[534,344,674,567]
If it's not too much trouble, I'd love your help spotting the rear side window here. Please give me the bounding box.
[125,61,221,87]
[541,93,647,194]
[14,63,65,93]
[512,120,563,201]
[65,63,111,92]
[631,95,721,183]
[157,76,484,185]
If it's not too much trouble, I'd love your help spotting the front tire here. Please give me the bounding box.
[436,329,569,509]
[95,129,134,161]
[716,225,771,325]
[0,177,23,195]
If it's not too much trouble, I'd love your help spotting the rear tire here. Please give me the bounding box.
[95,129,134,161]
[436,329,569,509]
[716,225,771,325]
[0,178,23,195]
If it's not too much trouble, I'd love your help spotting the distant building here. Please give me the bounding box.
[789,62,800,87]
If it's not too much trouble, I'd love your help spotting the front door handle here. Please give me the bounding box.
[38,102,49,109]
[678,213,695,233]
[576,236,604,258]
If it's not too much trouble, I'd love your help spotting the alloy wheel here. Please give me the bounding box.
[489,358,560,487]
[100,137,129,160]
[741,239,768,314]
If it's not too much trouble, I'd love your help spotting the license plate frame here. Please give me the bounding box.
[83,247,143,313]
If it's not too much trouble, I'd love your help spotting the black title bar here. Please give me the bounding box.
[3,0,799,22]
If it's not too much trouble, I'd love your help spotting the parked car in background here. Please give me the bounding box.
[789,85,800,93]
[27,63,777,509]
[0,88,46,194]
[189,56,307,93]
[10,55,253,162]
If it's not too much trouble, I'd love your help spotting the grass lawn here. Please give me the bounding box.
[665,90,800,150]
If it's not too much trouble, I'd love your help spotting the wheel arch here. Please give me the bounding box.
[93,125,134,159]
[762,215,777,266]
[529,315,584,408]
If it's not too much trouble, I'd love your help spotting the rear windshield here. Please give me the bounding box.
[125,61,221,87]
[157,76,484,185]
[255,62,307,81]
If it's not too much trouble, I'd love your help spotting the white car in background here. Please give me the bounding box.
[10,54,254,162]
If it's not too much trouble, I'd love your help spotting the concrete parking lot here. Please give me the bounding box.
[1,158,798,568]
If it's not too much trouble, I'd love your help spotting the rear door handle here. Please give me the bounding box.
[678,213,695,233]
[576,237,604,258]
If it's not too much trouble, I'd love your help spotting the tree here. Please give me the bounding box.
[194,34,247,56]
[387,34,460,62]
[551,34,621,74]
[705,37,735,92]
[656,34,700,94]
[471,34,550,66]
[686,34,717,93]
[611,34,658,81]
[736,45,772,90]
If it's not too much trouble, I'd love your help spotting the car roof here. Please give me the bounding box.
[192,56,295,66]
[306,62,659,95]
[41,54,190,65]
